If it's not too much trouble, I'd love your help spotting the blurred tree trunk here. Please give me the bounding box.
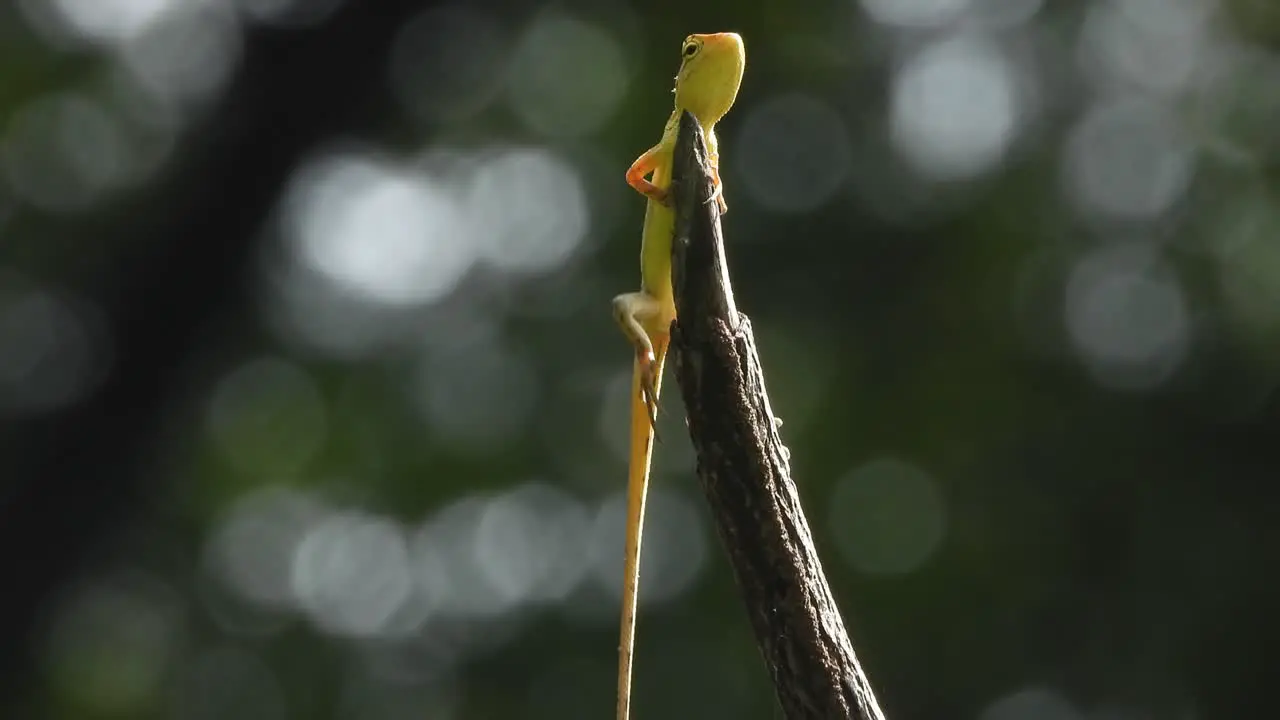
[0,0,438,703]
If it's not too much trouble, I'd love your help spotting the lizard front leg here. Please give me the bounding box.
[709,165,728,215]
[626,146,672,208]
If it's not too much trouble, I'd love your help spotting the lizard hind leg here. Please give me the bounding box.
[612,291,667,430]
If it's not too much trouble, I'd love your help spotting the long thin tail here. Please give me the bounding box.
[616,331,670,720]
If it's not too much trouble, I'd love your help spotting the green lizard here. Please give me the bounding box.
[610,31,746,720]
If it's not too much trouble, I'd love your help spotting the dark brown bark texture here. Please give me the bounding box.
[668,110,887,720]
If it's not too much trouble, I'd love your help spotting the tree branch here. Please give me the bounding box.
[668,110,887,720]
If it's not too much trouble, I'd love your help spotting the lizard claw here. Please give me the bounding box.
[648,186,672,208]
[637,348,660,434]
[707,181,727,214]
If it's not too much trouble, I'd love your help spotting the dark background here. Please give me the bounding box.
[2,0,1279,718]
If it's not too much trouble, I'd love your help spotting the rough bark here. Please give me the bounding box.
[668,110,887,720]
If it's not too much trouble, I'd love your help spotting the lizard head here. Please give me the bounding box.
[673,32,746,125]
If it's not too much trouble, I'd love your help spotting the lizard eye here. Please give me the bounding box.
[683,42,699,58]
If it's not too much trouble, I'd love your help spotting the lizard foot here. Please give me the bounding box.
[636,347,660,434]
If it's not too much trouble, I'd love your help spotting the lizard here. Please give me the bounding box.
[610,31,746,720]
